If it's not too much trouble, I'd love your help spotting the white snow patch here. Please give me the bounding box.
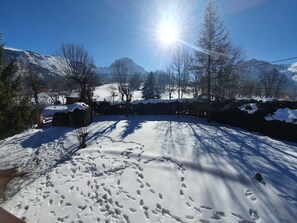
[92,83,194,102]
[239,103,258,114]
[265,108,297,124]
[288,62,297,73]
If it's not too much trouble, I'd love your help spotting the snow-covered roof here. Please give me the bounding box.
[67,92,80,98]
[67,102,89,112]
[42,105,68,117]
[265,108,297,124]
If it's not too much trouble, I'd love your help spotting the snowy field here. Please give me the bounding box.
[1,115,297,223]
[92,83,193,102]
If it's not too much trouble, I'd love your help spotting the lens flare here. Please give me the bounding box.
[157,19,180,45]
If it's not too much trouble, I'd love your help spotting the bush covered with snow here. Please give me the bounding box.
[212,100,297,142]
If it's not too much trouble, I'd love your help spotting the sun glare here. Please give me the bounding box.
[158,20,179,45]
[157,18,180,46]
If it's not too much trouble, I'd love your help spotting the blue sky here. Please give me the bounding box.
[0,0,296,71]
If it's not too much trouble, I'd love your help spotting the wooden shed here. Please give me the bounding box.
[67,102,91,127]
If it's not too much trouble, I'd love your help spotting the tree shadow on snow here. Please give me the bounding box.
[21,126,75,149]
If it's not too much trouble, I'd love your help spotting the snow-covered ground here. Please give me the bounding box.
[1,115,296,222]
[92,83,193,102]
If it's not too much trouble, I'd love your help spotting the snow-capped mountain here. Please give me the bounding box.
[3,47,148,83]
[3,47,67,81]
[3,47,296,86]
[97,57,147,82]
[241,58,297,85]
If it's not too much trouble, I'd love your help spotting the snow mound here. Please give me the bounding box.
[67,102,89,112]
[265,108,297,124]
[239,103,258,114]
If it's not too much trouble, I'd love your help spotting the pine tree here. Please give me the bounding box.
[194,0,243,101]
[0,35,35,139]
[194,1,243,121]
[142,72,160,100]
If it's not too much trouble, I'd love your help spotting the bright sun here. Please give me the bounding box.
[157,19,180,46]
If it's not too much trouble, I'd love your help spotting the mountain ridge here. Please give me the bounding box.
[3,46,297,85]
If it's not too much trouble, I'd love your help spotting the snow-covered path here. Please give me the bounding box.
[1,115,296,223]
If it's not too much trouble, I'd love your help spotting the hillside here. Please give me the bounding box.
[241,58,297,86]
[3,47,67,82]
[3,47,147,83]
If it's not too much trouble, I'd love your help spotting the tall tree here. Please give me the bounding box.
[194,0,243,101]
[0,35,35,139]
[170,46,192,98]
[142,72,160,100]
[25,68,44,108]
[59,44,97,104]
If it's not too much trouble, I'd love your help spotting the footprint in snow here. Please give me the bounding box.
[186,215,194,220]
[49,199,53,206]
[245,189,257,201]
[249,208,260,221]
[144,211,150,219]
[200,205,212,210]
[129,208,137,213]
[232,212,243,219]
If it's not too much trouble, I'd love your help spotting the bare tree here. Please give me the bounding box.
[170,46,192,98]
[166,68,175,99]
[24,68,44,108]
[260,68,287,98]
[112,59,132,103]
[129,72,143,91]
[59,44,97,104]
